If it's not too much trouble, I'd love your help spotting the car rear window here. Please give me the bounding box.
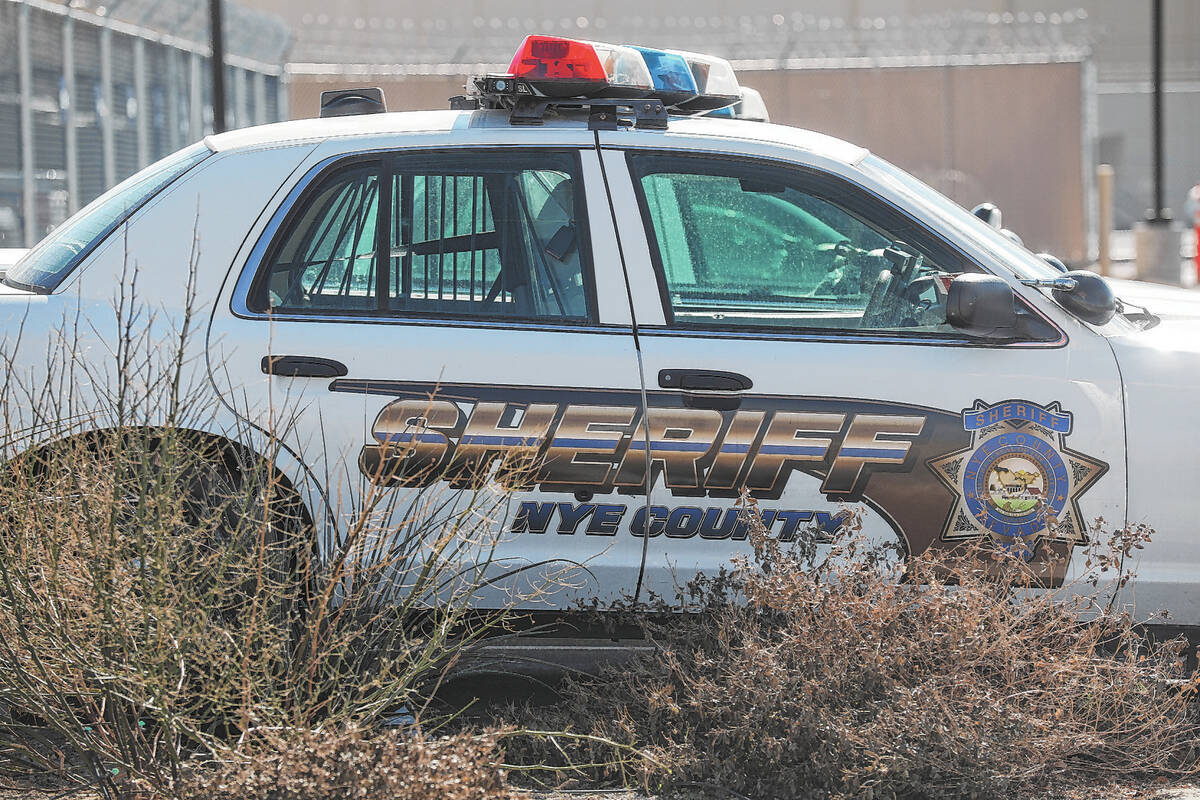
[249,150,594,323]
[3,143,212,293]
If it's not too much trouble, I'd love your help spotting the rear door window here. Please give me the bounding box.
[253,151,594,323]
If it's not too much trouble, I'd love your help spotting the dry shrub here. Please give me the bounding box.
[0,281,531,797]
[0,423,522,797]
[505,504,1200,800]
[174,725,516,800]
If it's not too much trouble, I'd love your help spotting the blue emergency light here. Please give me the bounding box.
[630,47,699,106]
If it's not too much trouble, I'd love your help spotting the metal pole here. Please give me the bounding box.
[1150,0,1166,221]
[209,0,226,133]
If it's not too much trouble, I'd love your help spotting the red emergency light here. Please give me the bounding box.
[507,35,653,98]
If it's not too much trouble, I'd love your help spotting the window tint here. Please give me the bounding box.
[630,154,968,334]
[5,143,211,292]
[256,151,592,322]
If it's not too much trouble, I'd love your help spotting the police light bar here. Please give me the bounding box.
[669,50,741,112]
[460,36,753,126]
[507,35,652,98]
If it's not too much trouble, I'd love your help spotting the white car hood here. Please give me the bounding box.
[1107,278,1200,322]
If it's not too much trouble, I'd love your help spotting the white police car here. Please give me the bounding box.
[2,36,1197,623]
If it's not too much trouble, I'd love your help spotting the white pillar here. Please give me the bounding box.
[189,51,203,141]
[165,47,180,152]
[18,3,35,246]
[63,13,79,214]
[133,37,149,168]
[232,66,247,130]
[253,70,267,126]
[277,73,289,121]
[100,22,115,188]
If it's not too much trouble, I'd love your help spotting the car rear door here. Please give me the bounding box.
[210,132,650,608]
[596,135,1126,602]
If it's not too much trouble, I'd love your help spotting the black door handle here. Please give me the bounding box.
[658,369,753,392]
[261,355,348,378]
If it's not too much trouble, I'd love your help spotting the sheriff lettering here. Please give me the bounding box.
[341,382,931,500]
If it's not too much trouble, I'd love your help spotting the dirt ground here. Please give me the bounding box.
[6,785,1200,799]
[9,779,1200,799]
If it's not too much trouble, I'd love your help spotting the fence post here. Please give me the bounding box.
[1097,164,1114,276]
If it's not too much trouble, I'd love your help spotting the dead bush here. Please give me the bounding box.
[173,725,516,800]
[504,503,1200,800]
[0,278,533,797]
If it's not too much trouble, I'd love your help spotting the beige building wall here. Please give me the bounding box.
[291,61,1087,263]
[744,63,1086,262]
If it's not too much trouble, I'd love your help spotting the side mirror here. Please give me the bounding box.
[1000,228,1024,247]
[1037,253,1069,273]
[947,273,1018,338]
[972,202,1002,229]
[1053,270,1116,326]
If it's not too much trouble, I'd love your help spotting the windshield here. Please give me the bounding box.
[859,155,1062,281]
[4,143,212,293]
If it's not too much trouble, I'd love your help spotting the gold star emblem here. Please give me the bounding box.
[927,400,1107,552]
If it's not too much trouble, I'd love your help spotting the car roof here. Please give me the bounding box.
[204,108,868,166]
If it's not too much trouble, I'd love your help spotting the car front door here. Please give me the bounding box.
[211,140,651,607]
[597,141,1126,602]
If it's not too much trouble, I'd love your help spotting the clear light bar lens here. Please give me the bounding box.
[662,49,741,111]
[736,87,770,122]
[591,42,653,89]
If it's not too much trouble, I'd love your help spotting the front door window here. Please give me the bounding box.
[629,154,972,334]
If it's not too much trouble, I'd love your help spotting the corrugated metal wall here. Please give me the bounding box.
[0,0,290,248]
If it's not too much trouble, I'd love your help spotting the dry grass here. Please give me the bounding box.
[0,279,530,798]
[173,724,516,800]
[500,502,1200,800]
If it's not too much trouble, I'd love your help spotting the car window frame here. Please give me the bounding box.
[624,150,1065,348]
[239,147,601,328]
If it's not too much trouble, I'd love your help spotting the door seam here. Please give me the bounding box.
[592,133,656,602]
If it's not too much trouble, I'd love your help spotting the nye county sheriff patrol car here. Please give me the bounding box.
[2,36,1197,625]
